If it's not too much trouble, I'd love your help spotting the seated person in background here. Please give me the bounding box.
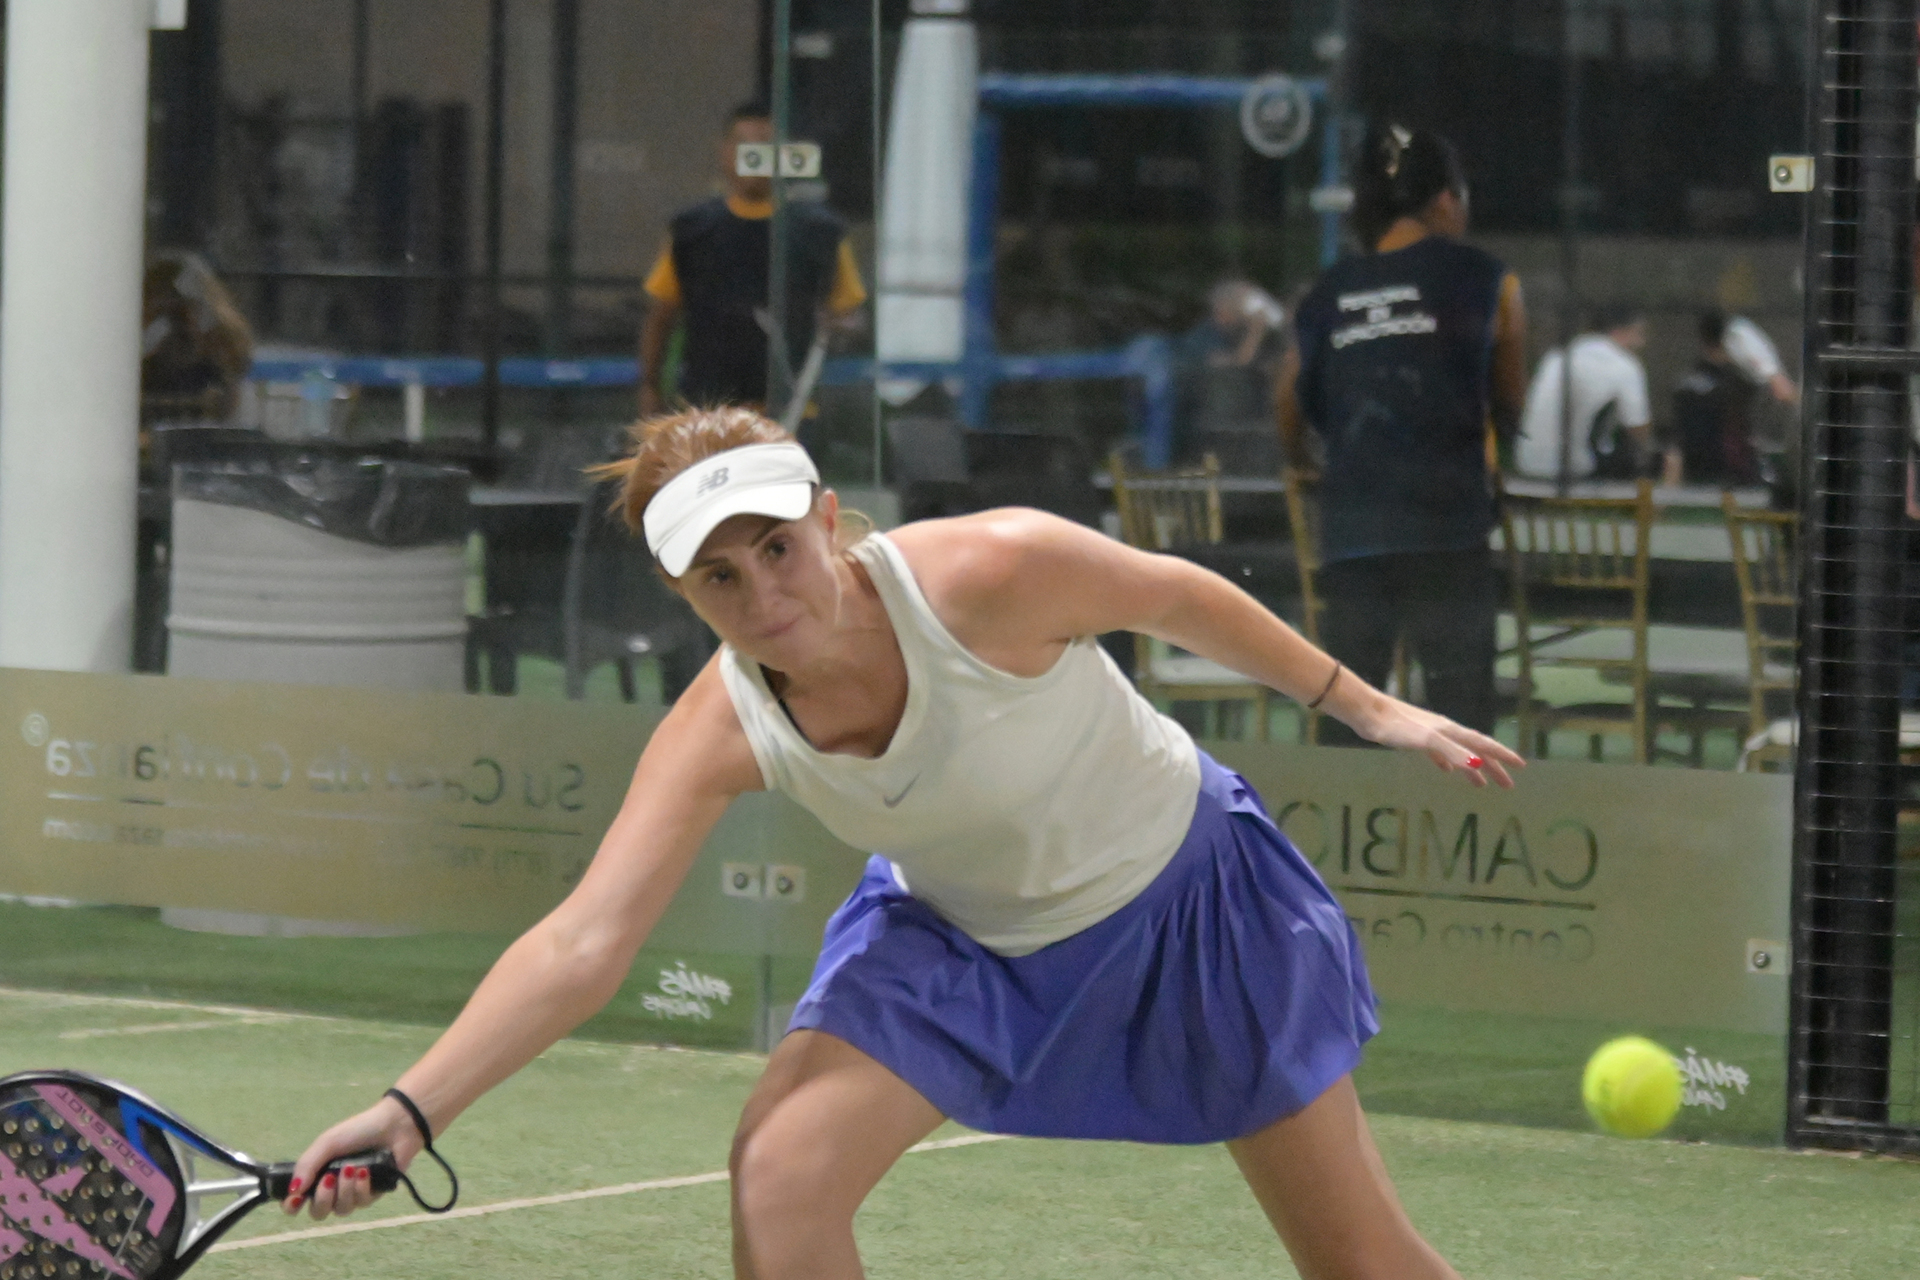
[1173,281,1286,468]
[1664,311,1761,487]
[1720,313,1801,504]
[1189,280,1285,370]
[141,250,254,425]
[1513,305,1650,481]
[1722,314,1800,408]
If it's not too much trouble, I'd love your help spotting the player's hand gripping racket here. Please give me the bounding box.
[0,1070,457,1280]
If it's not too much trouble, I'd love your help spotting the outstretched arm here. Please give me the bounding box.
[285,659,762,1216]
[900,510,1521,788]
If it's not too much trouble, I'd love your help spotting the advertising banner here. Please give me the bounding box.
[1212,741,1792,1035]
[0,668,1791,1134]
[0,668,866,959]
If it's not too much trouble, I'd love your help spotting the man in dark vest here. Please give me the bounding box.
[639,101,866,417]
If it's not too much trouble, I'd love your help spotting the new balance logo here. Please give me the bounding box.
[696,467,730,495]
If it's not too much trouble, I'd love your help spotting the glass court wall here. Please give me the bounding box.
[3,0,1845,1148]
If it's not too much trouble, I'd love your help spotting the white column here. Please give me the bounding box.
[875,8,977,403]
[0,1,156,671]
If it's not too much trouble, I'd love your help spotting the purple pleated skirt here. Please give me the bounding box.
[786,751,1379,1144]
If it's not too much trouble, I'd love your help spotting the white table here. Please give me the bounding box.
[1501,477,1771,510]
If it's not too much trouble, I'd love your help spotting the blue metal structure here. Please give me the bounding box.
[250,355,638,389]
[248,72,1340,471]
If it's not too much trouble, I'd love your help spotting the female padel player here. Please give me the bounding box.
[286,406,1520,1280]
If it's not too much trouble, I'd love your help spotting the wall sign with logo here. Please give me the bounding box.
[1210,742,1792,1036]
[0,668,864,959]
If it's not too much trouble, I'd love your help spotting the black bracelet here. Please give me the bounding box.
[1305,660,1343,710]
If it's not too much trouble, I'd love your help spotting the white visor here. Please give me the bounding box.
[643,442,821,576]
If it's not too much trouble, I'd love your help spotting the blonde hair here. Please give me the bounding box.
[590,406,871,569]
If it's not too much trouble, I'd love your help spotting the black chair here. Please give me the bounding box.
[501,423,624,492]
[961,430,1103,526]
[466,425,624,696]
[562,478,714,702]
[886,414,974,522]
[466,501,577,694]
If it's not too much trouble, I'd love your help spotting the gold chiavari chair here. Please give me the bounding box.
[1110,450,1270,740]
[1721,493,1799,748]
[1500,479,1655,762]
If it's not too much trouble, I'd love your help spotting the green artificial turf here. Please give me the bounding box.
[3,987,1914,1279]
[0,900,812,1051]
[0,899,1786,1142]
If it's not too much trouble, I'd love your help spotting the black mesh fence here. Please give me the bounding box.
[1787,0,1920,1152]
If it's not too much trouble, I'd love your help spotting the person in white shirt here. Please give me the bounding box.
[1513,306,1652,480]
[1721,315,1799,407]
[1719,314,1802,501]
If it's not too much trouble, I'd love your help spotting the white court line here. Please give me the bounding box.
[4,987,770,1062]
[58,1016,292,1041]
[0,986,332,1023]
[3,987,782,1070]
[209,1134,1012,1255]
[1358,1066,1565,1095]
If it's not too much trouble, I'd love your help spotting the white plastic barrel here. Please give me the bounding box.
[165,498,468,691]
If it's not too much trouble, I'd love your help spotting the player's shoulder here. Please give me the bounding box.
[885,509,1087,609]
[642,651,766,797]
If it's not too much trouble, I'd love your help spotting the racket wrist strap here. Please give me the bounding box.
[384,1087,460,1213]
[384,1087,435,1144]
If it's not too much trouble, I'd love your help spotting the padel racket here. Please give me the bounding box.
[0,1070,454,1280]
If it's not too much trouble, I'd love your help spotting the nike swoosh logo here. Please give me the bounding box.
[882,776,919,808]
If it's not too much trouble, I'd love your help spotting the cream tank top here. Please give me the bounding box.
[719,533,1201,956]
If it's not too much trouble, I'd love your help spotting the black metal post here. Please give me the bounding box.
[350,0,370,145]
[767,0,795,416]
[1788,0,1915,1147]
[481,0,507,452]
[1555,0,1584,496]
[870,0,884,485]
[546,0,579,359]
[348,0,370,271]
[148,0,222,249]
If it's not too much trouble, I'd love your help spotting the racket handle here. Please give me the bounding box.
[266,1150,401,1199]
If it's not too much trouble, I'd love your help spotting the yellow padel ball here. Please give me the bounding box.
[1582,1036,1683,1138]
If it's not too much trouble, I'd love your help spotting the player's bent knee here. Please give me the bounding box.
[729,1124,841,1227]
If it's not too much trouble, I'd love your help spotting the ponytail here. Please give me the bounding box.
[1350,121,1467,250]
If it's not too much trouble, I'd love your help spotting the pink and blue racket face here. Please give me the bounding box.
[0,1076,190,1280]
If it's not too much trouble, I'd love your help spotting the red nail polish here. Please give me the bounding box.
[289,1196,304,1209]
[289,1177,303,1192]
[322,1174,336,1189]
[1466,755,1484,769]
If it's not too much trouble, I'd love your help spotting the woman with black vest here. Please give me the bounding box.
[1278,123,1528,744]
